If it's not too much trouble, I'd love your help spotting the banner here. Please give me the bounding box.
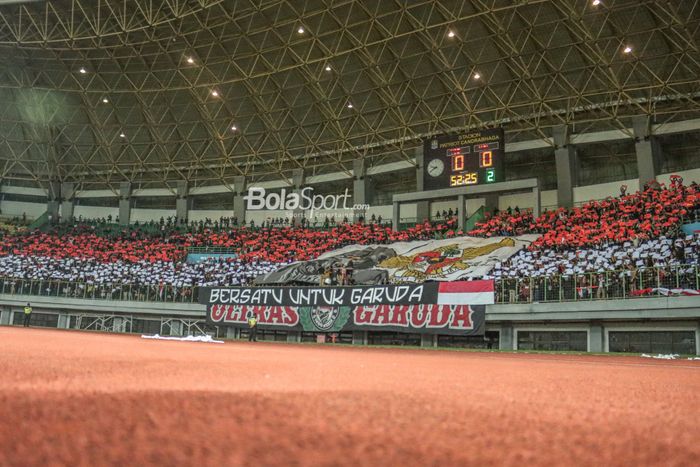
[200,281,494,307]
[186,253,238,263]
[201,281,492,336]
[255,235,538,285]
[207,304,485,336]
[630,287,700,297]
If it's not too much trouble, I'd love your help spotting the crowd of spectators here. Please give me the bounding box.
[490,235,699,279]
[489,234,700,302]
[0,220,451,264]
[0,217,456,289]
[470,177,700,248]
[0,178,697,302]
[74,212,389,233]
[0,255,278,289]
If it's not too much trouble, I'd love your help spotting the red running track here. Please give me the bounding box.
[0,327,699,466]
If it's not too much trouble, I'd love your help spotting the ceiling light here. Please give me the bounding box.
[347,103,353,109]
[592,0,601,5]
[102,98,109,103]
[473,73,481,80]
[211,90,219,97]
[231,125,237,131]
[79,67,87,74]
[297,27,305,34]
[186,57,194,64]
[447,30,455,38]
[325,65,332,71]
[119,133,125,138]
[623,46,632,54]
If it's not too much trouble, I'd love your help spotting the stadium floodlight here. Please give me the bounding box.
[325,65,332,71]
[186,57,194,64]
[347,103,353,109]
[102,98,109,103]
[211,90,219,97]
[473,73,481,80]
[447,30,455,38]
[623,46,632,54]
[298,27,305,34]
[79,67,87,74]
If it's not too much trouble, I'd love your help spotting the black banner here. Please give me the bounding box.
[200,283,439,307]
[206,304,485,336]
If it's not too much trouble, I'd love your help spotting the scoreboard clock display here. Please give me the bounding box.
[423,128,505,190]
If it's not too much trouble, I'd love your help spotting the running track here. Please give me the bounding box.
[0,327,698,466]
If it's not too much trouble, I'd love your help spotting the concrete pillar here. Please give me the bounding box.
[47,180,60,224]
[420,334,438,348]
[291,168,305,226]
[415,146,430,223]
[392,201,400,230]
[499,323,514,350]
[57,314,70,329]
[352,159,371,222]
[589,322,604,353]
[0,309,12,325]
[233,176,247,224]
[632,116,661,190]
[286,331,301,343]
[457,194,466,232]
[532,186,541,217]
[119,182,132,225]
[416,201,430,223]
[484,193,499,213]
[352,331,367,345]
[415,146,425,191]
[175,180,189,224]
[60,182,75,223]
[553,125,577,208]
[226,326,241,339]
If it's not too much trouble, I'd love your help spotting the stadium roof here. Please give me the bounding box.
[0,0,698,190]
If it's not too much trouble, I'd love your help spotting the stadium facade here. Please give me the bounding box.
[0,1,699,354]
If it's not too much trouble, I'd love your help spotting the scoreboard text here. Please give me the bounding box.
[423,128,505,190]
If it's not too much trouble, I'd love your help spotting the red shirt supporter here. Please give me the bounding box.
[469,181,698,250]
[0,218,447,266]
[0,181,697,271]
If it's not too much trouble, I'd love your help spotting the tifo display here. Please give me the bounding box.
[423,128,505,190]
[0,180,697,306]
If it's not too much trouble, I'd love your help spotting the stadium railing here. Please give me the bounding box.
[0,278,201,304]
[0,265,696,305]
[493,265,699,304]
[187,246,238,255]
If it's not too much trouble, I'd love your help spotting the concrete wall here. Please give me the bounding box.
[1,293,698,354]
[2,167,700,225]
[130,208,177,223]
[188,209,235,222]
[73,206,120,220]
[0,200,46,219]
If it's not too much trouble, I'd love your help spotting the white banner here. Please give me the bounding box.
[318,235,540,283]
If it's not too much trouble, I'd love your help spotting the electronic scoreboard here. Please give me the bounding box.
[423,128,505,190]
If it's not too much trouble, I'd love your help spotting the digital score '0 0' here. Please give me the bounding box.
[423,128,505,191]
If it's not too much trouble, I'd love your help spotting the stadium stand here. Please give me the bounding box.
[470,177,699,247]
[2,3,700,465]
[0,180,698,306]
